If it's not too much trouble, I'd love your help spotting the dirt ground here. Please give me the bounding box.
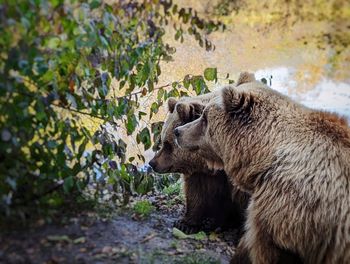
[0,194,239,264]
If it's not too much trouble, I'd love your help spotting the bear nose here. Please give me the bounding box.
[149,159,156,169]
[174,128,180,137]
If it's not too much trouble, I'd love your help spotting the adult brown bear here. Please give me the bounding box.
[175,80,350,263]
[149,73,254,234]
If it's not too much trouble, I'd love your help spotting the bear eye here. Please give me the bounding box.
[193,111,202,120]
[153,136,162,151]
[163,141,173,152]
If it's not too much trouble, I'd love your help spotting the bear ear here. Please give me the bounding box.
[222,87,254,116]
[191,102,205,120]
[236,72,256,86]
[167,97,178,113]
[176,102,205,122]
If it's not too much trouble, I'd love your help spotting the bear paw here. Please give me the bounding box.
[173,219,200,234]
[200,217,220,232]
[230,250,250,264]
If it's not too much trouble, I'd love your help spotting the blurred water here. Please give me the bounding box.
[113,0,350,163]
[256,67,350,121]
[300,80,350,121]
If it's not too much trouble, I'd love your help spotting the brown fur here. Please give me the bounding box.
[149,73,255,234]
[175,80,350,263]
[150,93,248,233]
[236,72,256,86]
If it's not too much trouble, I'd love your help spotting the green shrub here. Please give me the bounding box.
[163,180,182,196]
[0,0,225,221]
[133,200,154,218]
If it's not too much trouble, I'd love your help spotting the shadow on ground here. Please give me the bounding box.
[0,194,239,264]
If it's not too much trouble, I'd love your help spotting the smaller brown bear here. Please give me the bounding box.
[175,81,350,263]
[149,73,254,234]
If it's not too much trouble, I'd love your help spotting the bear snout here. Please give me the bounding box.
[149,159,157,170]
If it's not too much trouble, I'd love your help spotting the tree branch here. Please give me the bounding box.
[109,81,174,101]
[51,103,113,123]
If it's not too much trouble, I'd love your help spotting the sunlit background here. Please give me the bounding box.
[142,0,350,161]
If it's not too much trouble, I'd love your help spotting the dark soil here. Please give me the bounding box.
[0,194,239,264]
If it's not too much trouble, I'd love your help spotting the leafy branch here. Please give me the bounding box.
[0,0,225,219]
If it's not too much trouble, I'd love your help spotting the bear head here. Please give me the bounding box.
[149,96,210,174]
[150,71,257,175]
[174,81,296,192]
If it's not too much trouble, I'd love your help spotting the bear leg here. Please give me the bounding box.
[230,239,251,264]
[173,218,202,234]
[241,201,302,264]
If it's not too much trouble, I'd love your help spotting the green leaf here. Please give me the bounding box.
[47,140,58,149]
[115,99,127,118]
[90,0,101,9]
[167,89,180,98]
[191,76,208,95]
[47,37,61,49]
[36,111,47,121]
[192,231,207,241]
[172,4,178,14]
[138,111,147,119]
[100,36,109,48]
[126,114,138,135]
[172,228,189,239]
[139,127,151,150]
[51,0,62,8]
[148,80,154,92]
[47,235,71,243]
[150,102,159,114]
[73,237,86,244]
[175,30,181,41]
[77,138,89,159]
[63,176,74,193]
[183,75,191,89]
[172,228,207,240]
[204,67,217,81]
[157,89,164,101]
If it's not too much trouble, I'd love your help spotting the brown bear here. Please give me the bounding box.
[149,73,254,234]
[174,80,350,263]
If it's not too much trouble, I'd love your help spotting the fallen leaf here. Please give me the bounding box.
[141,233,157,243]
[192,231,207,241]
[101,246,113,254]
[73,237,86,244]
[47,235,71,243]
[69,79,75,93]
[172,227,189,239]
[172,228,207,241]
[209,232,219,241]
[100,246,120,256]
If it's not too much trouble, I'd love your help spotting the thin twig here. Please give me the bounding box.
[51,103,111,123]
[111,81,174,101]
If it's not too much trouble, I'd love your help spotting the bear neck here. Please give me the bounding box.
[211,117,277,194]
